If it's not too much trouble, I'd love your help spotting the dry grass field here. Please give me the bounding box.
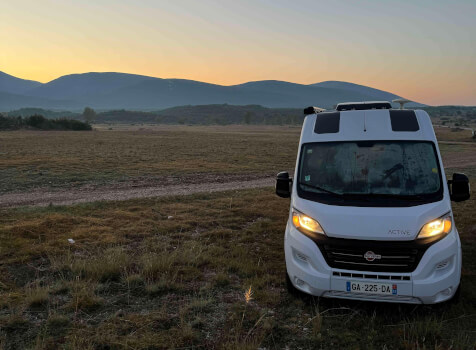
[0,124,474,194]
[0,124,475,349]
[0,187,475,349]
[434,126,476,143]
[0,126,300,194]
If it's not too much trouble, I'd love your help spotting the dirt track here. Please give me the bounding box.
[0,177,275,208]
[1,139,474,209]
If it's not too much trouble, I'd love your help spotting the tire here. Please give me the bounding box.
[449,284,461,304]
[286,272,319,304]
[436,284,461,307]
[286,272,303,297]
[286,272,295,293]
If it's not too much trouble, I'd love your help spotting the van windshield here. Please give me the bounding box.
[297,141,443,206]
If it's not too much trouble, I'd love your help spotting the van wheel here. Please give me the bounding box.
[438,284,461,306]
[286,273,315,302]
[286,273,300,296]
[450,284,461,304]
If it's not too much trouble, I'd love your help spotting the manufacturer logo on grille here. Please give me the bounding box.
[364,251,382,262]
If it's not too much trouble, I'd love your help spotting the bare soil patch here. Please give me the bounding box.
[0,174,274,208]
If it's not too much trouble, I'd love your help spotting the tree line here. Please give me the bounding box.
[0,114,92,131]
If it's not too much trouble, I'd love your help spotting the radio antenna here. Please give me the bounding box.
[392,99,412,110]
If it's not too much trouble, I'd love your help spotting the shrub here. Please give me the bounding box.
[0,114,92,131]
[0,115,23,130]
[26,115,48,128]
[53,118,92,131]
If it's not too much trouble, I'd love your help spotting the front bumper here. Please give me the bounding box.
[284,223,461,304]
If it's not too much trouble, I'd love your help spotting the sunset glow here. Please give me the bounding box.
[1,0,475,105]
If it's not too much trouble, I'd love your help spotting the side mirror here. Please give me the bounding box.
[276,171,292,198]
[448,173,470,202]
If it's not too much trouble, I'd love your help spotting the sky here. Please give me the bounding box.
[1,0,475,105]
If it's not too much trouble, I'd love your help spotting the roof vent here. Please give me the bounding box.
[336,101,392,111]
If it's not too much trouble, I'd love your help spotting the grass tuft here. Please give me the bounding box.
[124,273,145,290]
[25,286,49,310]
[72,247,130,282]
[213,272,231,288]
[65,281,103,312]
[145,279,181,297]
[46,313,70,336]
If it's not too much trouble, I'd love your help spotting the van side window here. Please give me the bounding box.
[390,110,420,132]
[314,112,340,134]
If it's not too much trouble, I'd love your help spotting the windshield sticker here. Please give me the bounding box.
[307,149,313,154]
[432,168,438,173]
[305,175,311,182]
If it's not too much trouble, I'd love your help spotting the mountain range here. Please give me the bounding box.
[0,71,423,111]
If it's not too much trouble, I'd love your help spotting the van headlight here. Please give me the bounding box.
[417,213,452,239]
[292,210,325,235]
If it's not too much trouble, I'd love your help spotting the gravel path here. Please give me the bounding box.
[0,177,275,208]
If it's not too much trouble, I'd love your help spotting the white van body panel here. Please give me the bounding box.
[284,107,461,304]
[298,110,436,143]
[292,198,451,241]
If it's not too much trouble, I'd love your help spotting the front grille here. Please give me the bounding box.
[316,239,428,273]
[332,271,411,281]
[324,290,421,304]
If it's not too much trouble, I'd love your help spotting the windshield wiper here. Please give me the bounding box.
[298,182,342,196]
[342,192,427,201]
[383,163,404,180]
[299,183,428,202]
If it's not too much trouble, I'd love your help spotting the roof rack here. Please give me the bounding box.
[336,101,392,111]
[303,106,326,115]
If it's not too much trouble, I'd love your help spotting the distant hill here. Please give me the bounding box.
[5,107,79,119]
[5,104,474,126]
[421,105,476,118]
[311,81,418,106]
[96,105,302,125]
[0,71,425,110]
[4,105,302,125]
[26,72,156,100]
[0,91,73,111]
[0,71,42,95]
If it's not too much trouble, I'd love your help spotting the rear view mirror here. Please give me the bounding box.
[448,173,470,202]
[276,172,292,198]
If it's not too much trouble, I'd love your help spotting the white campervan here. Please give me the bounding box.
[276,102,470,304]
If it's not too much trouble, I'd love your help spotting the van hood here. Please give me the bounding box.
[292,197,451,241]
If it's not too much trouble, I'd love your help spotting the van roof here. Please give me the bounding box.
[300,109,436,143]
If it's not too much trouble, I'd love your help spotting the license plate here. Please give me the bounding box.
[346,281,397,295]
